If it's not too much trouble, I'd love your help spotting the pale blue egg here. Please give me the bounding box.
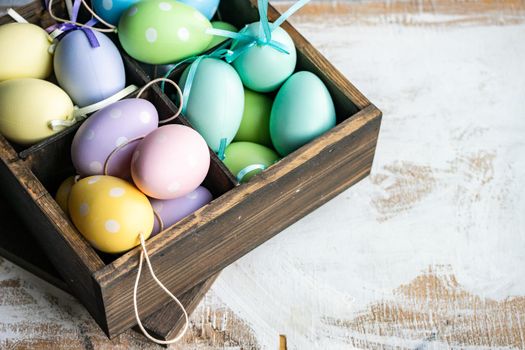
[179,58,244,152]
[54,30,125,107]
[92,0,140,25]
[232,22,296,93]
[270,71,336,156]
[177,0,219,20]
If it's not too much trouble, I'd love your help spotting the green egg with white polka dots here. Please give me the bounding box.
[118,0,213,64]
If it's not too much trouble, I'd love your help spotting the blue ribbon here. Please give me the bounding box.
[46,0,100,48]
[236,164,267,183]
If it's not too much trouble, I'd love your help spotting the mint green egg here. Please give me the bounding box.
[232,22,296,93]
[118,0,213,64]
[206,21,237,50]
[180,58,244,152]
[270,71,336,156]
[234,88,273,147]
[223,142,280,182]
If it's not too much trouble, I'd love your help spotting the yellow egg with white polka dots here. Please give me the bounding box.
[69,175,154,254]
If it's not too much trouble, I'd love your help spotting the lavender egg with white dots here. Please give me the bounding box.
[149,186,212,236]
[71,99,158,179]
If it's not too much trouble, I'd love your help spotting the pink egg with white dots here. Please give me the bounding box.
[71,99,159,179]
[131,124,210,199]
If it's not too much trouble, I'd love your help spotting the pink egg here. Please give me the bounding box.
[131,125,210,199]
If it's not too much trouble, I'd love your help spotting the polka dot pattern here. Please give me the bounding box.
[178,27,190,41]
[87,176,101,184]
[109,187,125,197]
[146,28,158,43]
[105,219,120,233]
[102,0,112,10]
[168,182,180,193]
[110,108,122,119]
[79,203,89,216]
[89,161,103,173]
[159,2,172,11]
[140,111,151,124]
[85,130,95,140]
[115,136,128,147]
[128,6,138,16]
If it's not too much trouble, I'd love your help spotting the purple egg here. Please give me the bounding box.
[71,99,158,179]
[149,186,213,236]
[54,30,126,107]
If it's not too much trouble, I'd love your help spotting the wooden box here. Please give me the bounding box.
[0,0,382,339]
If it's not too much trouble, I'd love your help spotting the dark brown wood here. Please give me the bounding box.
[0,0,382,340]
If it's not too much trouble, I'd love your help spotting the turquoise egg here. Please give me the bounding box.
[231,22,296,93]
[118,0,213,64]
[92,0,139,25]
[270,71,336,156]
[178,0,220,20]
[179,58,244,152]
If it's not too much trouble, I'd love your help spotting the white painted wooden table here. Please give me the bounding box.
[1,0,524,348]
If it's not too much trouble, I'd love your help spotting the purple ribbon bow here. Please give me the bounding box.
[46,0,100,48]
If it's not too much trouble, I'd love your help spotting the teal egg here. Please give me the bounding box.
[231,22,296,93]
[180,58,244,152]
[92,0,139,25]
[270,71,336,156]
[118,0,213,64]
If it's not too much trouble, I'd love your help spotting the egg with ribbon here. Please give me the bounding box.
[71,98,159,179]
[54,30,126,107]
[223,142,279,183]
[92,0,140,25]
[178,0,220,20]
[131,125,210,199]
[55,176,76,214]
[206,21,237,50]
[179,57,244,152]
[0,23,53,81]
[231,23,296,93]
[0,78,74,145]
[234,88,272,147]
[118,0,213,64]
[69,175,154,254]
[270,71,336,156]
[149,186,213,236]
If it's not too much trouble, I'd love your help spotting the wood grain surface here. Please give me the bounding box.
[1,0,525,348]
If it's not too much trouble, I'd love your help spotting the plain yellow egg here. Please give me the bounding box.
[0,23,53,81]
[69,175,154,254]
[55,176,76,214]
[0,78,74,145]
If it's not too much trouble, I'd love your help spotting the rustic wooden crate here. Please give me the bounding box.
[0,0,382,339]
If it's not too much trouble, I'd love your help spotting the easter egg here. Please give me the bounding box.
[150,186,212,236]
[206,21,237,50]
[0,79,74,145]
[69,175,154,254]
[232,23,296,92]
[55,176,76,214]
[180,58,244,152]
[270,71,336,156]
[118,0,213,64]
[71,99,159,179]
[179,0,219,20]
[92,0,140,25]
[234,88,272,147]
[0,23,52,81]
[131,125,210,199]
[54,30,126,107]
[223,142,279,182]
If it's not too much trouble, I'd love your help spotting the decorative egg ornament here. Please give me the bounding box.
[223,142,279,182]
[206,21,237,50]
[131,125,210,199]
[234,88,273,146]
[118,0,213,64]
[55,176,76,214]
[71,99,159,178]
[231,23,296,92]
[69,176,154,254]
[92,0,140,25]
[179,58,244,152]
[0,79,74,145]
[0,23,53,81]
[54,30,126,107]
[270,71,336,156]
[178,0,220,20]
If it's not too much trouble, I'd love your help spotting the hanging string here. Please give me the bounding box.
[133,232,189,345]
[47,0,117,33]
[48,85,139,131]
[136,78,183,124]
[103,136,144,176]
[153,211,165,233]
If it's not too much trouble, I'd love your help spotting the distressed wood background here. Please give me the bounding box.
[1,0,524,348]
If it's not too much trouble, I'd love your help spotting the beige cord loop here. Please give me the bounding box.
[134,232,189,345]
[153,210,165,233]
[48,0,117,32]
[136,78,183,124]
[103,136,144,175]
